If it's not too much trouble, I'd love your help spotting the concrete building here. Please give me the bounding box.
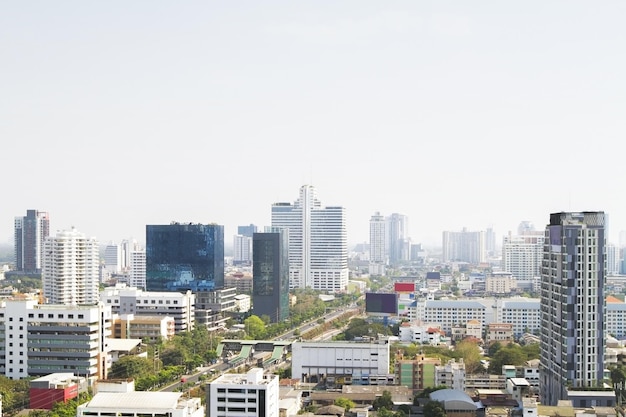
[486,323,514,345]
[291,340,391,385]
[111,314,175,342]
[129,250,146,290]
[208,368,279,417]
[0,298,111,380]
[42,228,100,305]
[368,212,387,276]
[233,234,253,266]
[234,294,251,313]
[501,231,544,291]
[398,322,443,345]
[498,298,541,337]
[14,209,49,274]
[395,356,440,392]
[271,185,348,292]
[435,359,466,391]
[540,212,609,406]
[442,228,486,264]
[77,391,204,417]
[386,213,410,266]
[224,272,253,294]
[252,230,290,323]
[104,243,123,275]
[101,285,194,333]
[485,272,518,295]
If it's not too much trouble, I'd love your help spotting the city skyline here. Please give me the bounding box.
[3,2,626,247]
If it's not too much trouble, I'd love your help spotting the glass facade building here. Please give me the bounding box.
[252,230,290,323]
[146,223,224,292]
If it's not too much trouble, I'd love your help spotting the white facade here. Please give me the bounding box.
[497,298,540,336]
[271,185,348,292]
[291,340,390,383]
[129,250,146,290]
[606,243,621,275]
[100,284,195,332]
[435,359,466,391]
[208,368,278,417]
[78,392,204,417]
[234,294,251,313]
[42,228,100,305]
[398,323,442,345]
[369,212,387,276]
[233,235,253,264]
[501,232,544,290]
[0,298,111,380]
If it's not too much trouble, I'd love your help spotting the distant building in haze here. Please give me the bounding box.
[238,224,257,237]
[540,211,609,406]
[442,228,486,264]
[271,185,348,292]
[233,234,253,266]
[501,230,544,292]
[129,250,146,290]
[42,228,100,305]
[145,222,224,292]
[14,209,49,274]
[252,230,290,323]
[369,212,387,276]
[386,213,410,266]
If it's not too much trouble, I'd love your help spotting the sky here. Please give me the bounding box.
[2,1,626,248]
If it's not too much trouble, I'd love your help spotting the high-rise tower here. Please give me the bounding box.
[369,212,387,276]
[271,185,348,291]
[14,209,49,274]
[42,228,100,305]
[252,229,290,323]
[540,212,606,405]
[386,213,409,266]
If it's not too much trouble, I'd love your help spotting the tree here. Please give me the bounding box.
[244,315,267,339]
[488,344,527,374]
[373,390,394,411]
[334,397,356,411]
[453,340,482,374]
[110,356,153,379]
[423,400,446,417]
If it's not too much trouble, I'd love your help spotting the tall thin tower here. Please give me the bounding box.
[540,211,606,405]
[369,212,387,276]
[14,209,49,273]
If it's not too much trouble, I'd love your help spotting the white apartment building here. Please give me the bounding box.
[606,301,626,339]
[100,284,194,332]
[442,228,486,264]
[129,250,146,290]
[0,298,111,380]
[271,185,348,292]
[208,368,279,417]
[435,359,466,391]
[497,298,540,337]
[234,294,251,313]
[398,323,443,345]
[291,340,391,384]
[419,300,487,333]
[501,232,544,291]
[78,391,204,417]
[606,243,621,275]
[369,212,387,276]
[42,228,100,305]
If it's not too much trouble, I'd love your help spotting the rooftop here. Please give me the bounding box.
[83,392,183,410]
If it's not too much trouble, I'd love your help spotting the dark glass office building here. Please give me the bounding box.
[252,230,289,323]
[146,223,224,292]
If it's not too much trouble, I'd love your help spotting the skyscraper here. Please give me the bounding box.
[369,211,387,276]
[271,185,348,291]
[540,212,606,405]
[233,234,253,265]
[145,223,224,292]
[442,228,486,264]
[252,230,290,323]
[502,229,545,292]
[14,209,49,274]
[42,228,100,305]
[386,213,409,266]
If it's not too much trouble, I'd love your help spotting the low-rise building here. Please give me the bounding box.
[77,391,204,417]
[486,323,514,345]
[101,285,194,333]
[29,373,87,409]
[111,314,175,342]
[208,368,279,417]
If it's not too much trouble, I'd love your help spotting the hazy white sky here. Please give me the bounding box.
[2,1,626,247]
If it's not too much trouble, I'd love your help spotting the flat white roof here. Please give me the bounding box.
[84,392,182,409]
[107,338,142,352]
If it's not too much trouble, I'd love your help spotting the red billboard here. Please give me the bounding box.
[394,282,415,293]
